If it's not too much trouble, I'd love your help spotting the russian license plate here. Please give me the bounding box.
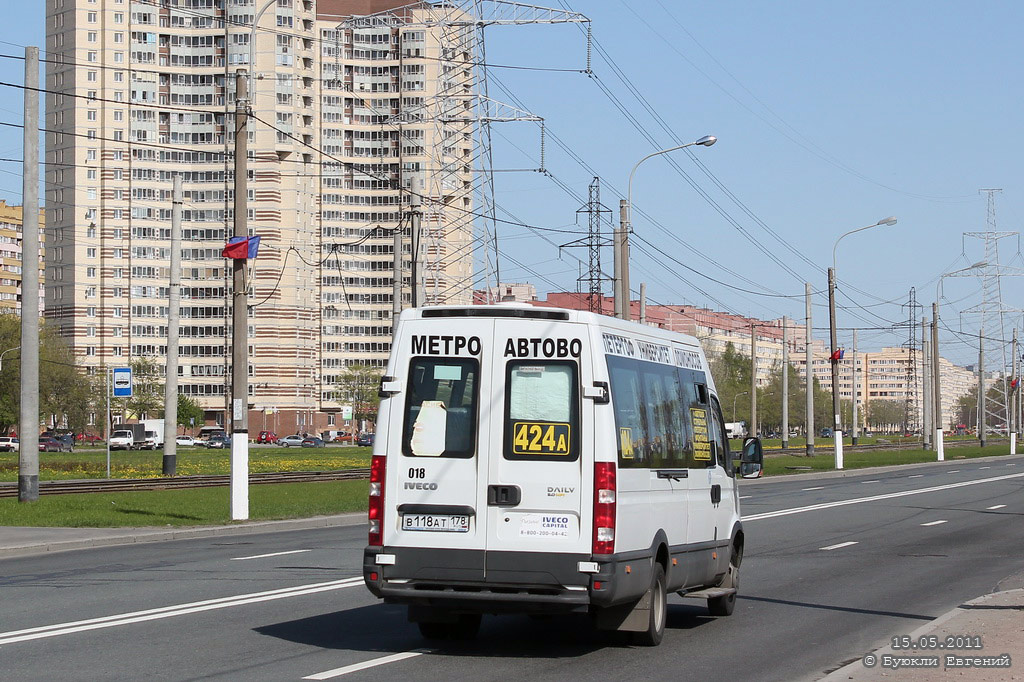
[401,513,470,533]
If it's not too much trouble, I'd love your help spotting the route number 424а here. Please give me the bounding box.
[511,421,570,456]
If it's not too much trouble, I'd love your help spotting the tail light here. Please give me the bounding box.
[368,454,386,546]
[592,461,616,554]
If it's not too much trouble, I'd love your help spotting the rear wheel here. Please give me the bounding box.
[634,563,667,646]
[708,544,741,617]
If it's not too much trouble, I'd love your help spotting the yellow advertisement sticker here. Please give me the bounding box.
[691,407,711,461]
[619,427,634,459]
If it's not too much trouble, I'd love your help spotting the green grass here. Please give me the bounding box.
[0,445,373,482]
[763,443,1016,476]
[730,434,980,451]
[0,479,369,527]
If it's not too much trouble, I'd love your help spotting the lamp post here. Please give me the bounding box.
[617,135,717,320]
[829,216,897,469]
[733,391,749,424]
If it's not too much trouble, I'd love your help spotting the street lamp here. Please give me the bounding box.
[732,391,749,424]
[0,346,19,372]
[829,217,898,469]
[617,135,717,320]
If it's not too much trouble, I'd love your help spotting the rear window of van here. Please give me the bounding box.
[402,357,478,458]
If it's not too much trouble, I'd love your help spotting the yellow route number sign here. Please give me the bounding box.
[511,421,571,456]
[691,407,712,461]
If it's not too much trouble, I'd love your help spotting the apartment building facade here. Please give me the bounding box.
[44,0,474,433]
[0,200,46,315]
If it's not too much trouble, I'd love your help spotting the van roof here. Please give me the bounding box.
[399,305,703,349]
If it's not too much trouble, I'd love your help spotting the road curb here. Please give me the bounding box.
[0,512,367,559]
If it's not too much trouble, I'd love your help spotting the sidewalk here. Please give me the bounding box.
[821,585,1024,681]
[0,512,366,559]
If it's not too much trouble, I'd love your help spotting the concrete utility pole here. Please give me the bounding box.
[410,177,423,308]
[805,283,814,456]
[750,323,757,438]
[827,267,843,469]
[851,329,859,445]
[639,283,646,324]
[18,46,39,502]
[163,175,183,475]
[230,69,250,520]
[614,199,628,320]
[922,317,931,450]
[782,318,789,449]
[978,329,986,448]
[1012,328,1018,454]
[932,303,943,460]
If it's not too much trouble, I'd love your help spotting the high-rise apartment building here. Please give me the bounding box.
[44,0,475,433]
[0,200,46,315]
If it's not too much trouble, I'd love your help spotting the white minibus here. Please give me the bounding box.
[363,305,763,645]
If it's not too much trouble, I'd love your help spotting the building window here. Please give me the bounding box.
[87,12,97,22]
[87,110,97,121]
[88,32,97,42]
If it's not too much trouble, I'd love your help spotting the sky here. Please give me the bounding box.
[1,1,1022,370]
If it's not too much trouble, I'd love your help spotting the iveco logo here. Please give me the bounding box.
[547,486,574,496]
[404,482,438,490]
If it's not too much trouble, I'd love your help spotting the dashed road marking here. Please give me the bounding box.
[908,475,924,478]
[921,520,948,526]
[304,652,428,680]
[987,504,1007,510]
[862,480,880,484]
[820,541,858,551]
[231,549,311,561]
[802,486,825,491]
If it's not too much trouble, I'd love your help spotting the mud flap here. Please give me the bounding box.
[592,587,652,633]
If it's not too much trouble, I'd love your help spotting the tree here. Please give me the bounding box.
[334,364,384,425]
[0,314,93,434]
[710,342,752,424]
[866,399,904,433]
[177,393,203,430]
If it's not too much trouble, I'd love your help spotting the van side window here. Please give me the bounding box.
[504,360,580,461]
[607,355,707,469]
[709,395,732,473]
[402,357,478,458]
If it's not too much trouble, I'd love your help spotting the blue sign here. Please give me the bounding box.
[112,367,133,397]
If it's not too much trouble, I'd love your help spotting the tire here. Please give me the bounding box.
[634,563,667,646]
[708,544,741,617]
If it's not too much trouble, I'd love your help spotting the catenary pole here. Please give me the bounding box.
[163,175,183,475]
[410,177,422,308]
[922,317,931,450]
[851,329,859,445]
[1012,328,1018,454]
[18,46,40,502]
[932,304,943,460]
[750,323,757,437]
[978,329,986,447]
[805,283,814,456]
[782,318,789,449]
[827,267,843,469]
[230,69,250,520]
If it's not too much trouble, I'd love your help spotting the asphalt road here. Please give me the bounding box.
[1,455,1022,682]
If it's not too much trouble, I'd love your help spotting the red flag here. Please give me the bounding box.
[222,235,261,259]
[830,348,844,361]
[1013,377,1020,390]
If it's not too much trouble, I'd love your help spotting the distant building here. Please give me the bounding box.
[0,199,45,315]
[473,283,537,304]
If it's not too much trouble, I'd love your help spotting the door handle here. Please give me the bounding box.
[710,484,721,505]
[487,485,521,506]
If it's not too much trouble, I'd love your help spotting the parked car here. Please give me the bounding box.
[175,435,196,446]
[256,431,278,444]
[356,433,375,447]
[331,431,355,443]
[301,436,326,448]
[75,432,104,443]
[278,434,306,447]
[39,437,72,452]
[205,434,231,449]
[0,436,19,452]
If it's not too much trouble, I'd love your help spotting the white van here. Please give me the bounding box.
[363,305,763,645]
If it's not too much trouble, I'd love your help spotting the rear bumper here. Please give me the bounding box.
[363,546,653,613]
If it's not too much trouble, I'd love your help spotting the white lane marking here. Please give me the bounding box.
[0,577,364,646]
[1009,464,1017,466]
[230,549,311,561]
[304,652,427,680]
[801,486,825,491]
[820,541,858,551]
[862,480,880,484]
[908,475,924,478]
[739,495,752,499]
[744,472,1024,522]
[987,504,1007,510]
[948,470,960,473]
[979,467,990,470]
[921,520,948,526]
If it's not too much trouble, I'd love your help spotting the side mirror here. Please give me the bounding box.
[734,436,763,479]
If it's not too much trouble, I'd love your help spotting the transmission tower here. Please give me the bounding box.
[901,287,922,433]
[341,1,590,305]
[561,177,613,312]
[959,189,1024,432]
